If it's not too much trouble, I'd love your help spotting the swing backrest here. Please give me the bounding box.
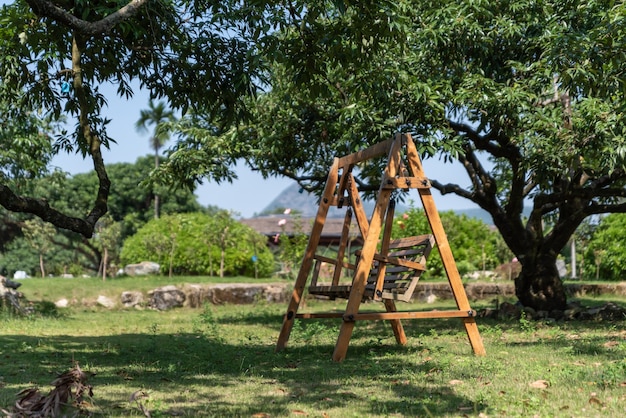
[308,233,435,302]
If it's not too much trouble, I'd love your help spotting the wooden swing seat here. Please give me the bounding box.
[308,234,435,302]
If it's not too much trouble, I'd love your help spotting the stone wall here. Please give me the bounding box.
[53,281,626,310]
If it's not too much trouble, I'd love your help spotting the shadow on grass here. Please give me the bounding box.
[0,330,474,417]
[1,307,623,417]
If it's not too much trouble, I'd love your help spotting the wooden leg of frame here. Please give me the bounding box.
[384,299,407,345]
[332,320,355,362]
[463,318,486,356]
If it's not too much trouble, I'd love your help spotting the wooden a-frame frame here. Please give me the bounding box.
[275,133,486,362]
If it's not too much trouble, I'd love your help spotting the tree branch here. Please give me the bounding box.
[430,179,474,200]
[25,0,149,36]
[0,185,96,237]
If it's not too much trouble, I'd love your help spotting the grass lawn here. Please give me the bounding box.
[1,277,625,417]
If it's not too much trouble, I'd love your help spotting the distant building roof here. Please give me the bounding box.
[241,215,363,247]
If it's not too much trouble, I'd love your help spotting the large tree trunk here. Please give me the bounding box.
[514,254,567,311]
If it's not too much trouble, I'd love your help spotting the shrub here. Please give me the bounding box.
[583,213,626,280]
[120,212,273,277]
[393,206,511,279]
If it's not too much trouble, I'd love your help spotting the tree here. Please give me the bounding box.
[206,210,239,279]
[92,215,122,281]
[0,0,279,236]
[208,1,626,311]
[135,101,175,219]
[1,0,402,238]
[21,218,56,277]
[120,212,274,277]
[0,156,203,276]
[584,214,626,280]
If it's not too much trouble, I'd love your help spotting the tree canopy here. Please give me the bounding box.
[3,1,626,310]
[172,0,625,310]
[0,0,402,236]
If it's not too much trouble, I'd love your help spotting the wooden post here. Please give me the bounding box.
[276,159,339,351]
[332,137,403,362]
[404,134,486,356]
[419,188,486,355]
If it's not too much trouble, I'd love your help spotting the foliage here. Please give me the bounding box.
[584,214,626,280]
[210,0,626,310]
[0,157,203,277]
[275,213,309,279]
[120,212,274,277]
[92,214,122,280]
[393,207,512,278]
[0,0,405,236]
[0,228,85,278]
[152,1,411,191]
[136,100,177,219]
[0,0,272,235]
[136,101,176,155]
[21,217,57,277]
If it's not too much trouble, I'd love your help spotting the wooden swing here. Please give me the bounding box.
[275,133,486,361]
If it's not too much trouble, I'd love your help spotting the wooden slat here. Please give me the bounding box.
[333,208,353,285]
[296,309,475,321]
[345,310,475,321]
[388,234,435,248]
[313,255,356,270]
[337,138,394,167]
[347,173,370,239]
[372,256,426,271]
[381,176,431,189]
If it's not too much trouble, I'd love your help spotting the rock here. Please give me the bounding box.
[55,298,69,308]
[182,284,208,308]
[1,275,25,313]
[96,295,116,309]
[149,285,185,310]
[2,277,21,289]
[121,291,144,308]
[423,293,438,304]
[207,283,287,305]
[522,306,536,319]
[13,271,29,279]
[549,309,564,320]
[124,261,160,276]
[564,307,583,320]
[499,301,522,319]
[582,302,626,321]
[181,283,289,307]
[477,308,498,319]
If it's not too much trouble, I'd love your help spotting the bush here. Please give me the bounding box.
[583,213,626,280]
[120,212,274,277]
[393,207,511,279]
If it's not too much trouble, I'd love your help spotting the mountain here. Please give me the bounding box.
[258,183,498,224]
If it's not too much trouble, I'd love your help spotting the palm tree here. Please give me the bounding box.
[135,101,175,219]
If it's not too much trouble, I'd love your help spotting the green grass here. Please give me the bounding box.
[1,278,625,417]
